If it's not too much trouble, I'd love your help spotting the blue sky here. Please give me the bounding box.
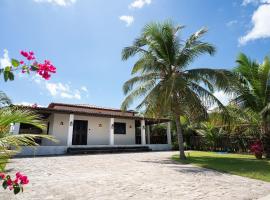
[0,0,270,108]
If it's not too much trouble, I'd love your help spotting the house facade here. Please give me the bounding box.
[10,103,172,156]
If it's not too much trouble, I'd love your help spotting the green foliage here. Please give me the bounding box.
[0,107,56,167]
[231,53,270,156]
[172,151,270,182]
[11,59,20,68]
[121,21,236,159]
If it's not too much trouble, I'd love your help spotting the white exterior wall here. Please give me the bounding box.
[31,113,136,146]
[74,115,110,145]
[114,118,135,145]
[47,113,70,146]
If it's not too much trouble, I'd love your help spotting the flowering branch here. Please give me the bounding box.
[0,50,56,81]
[0,172,29,195]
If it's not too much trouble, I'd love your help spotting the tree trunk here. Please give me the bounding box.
[174,115,186,160]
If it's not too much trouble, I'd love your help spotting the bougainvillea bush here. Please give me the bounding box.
[250,140,264,159]
[0,50,57,195]
[0,50,56,81]
[0,172,29,195]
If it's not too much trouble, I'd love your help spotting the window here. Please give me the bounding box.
[114,122,126,134]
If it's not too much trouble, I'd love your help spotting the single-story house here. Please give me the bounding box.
[10,103,172,156]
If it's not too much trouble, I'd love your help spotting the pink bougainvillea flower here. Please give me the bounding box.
[37,59,56,80]
[7,179,13,186]
[20,176,29,185]
[8,185,13,190]
[15,172,22,179]
[29,51,34,55]
[20,50,29,58]
[0,173,5,179]
[19,61,24,64]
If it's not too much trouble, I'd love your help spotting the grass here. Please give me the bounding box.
[172,151,270,182]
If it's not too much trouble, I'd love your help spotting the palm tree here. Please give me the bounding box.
[0,91,55,170]
[232,53,270,157]
[121,21,234,160]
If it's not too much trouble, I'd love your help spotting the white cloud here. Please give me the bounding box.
[242,0,270,6]
[0,49,11,68]
[45,82,81,100]
[239,2,270,45]
[129,0,151,9]
[119,15,134,27]
[33,0,76,6]
[81,86,88,92]
[209,91,233,110]
[226,20,238,27]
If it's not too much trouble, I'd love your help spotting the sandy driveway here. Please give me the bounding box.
[1,151,270,200]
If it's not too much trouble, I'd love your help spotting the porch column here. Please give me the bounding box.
[10,123,20,135]
[109,118,114,145]
[146,125,150,144]
[166,122,172,145]
[67,114,74,146]
[141,119,146,145]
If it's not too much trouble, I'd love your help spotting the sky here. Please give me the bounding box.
[0,0,270,109]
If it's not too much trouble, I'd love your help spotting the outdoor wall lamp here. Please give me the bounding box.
[70,121,73,126]
[111,124,114,129]
[99,123,102,127]
[60,122,64,126]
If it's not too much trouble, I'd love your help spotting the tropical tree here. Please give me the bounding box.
[0,107,55,169]
[232,53,270,157]
[121,21,234,159]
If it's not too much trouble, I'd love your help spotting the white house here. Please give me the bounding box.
[11,103,172,156]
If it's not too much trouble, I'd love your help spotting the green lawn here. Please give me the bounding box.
[172,151,270,182]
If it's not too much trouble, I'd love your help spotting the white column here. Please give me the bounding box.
[166,122,172,145]
[10,123,20,135]
[146,125,150,144]
[109,118,114,145]
[67,114,74,146]
[141,119,146,145]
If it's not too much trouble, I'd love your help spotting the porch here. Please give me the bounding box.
[11,104,172,156]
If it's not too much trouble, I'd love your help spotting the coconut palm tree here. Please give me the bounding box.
[232,53,270,157]
[121,21,234,159]
[0,107,55,169]
[0,91,55,170]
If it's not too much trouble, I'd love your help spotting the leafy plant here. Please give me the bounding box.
[0,107,56,167]
[0,172,29,194]
[232,53,270,157]
[121,21,235,159]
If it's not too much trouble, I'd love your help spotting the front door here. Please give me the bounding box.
[72,120,88,145]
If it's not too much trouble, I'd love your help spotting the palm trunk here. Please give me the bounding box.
[174,115,186,160]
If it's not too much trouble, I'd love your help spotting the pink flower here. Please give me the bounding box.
[20,61,24,65]
[14,178,18,184]
[20,50,29,58]
[20,176,29,185]
[29,51,34,55]
[37,60,56,80]
[15,172,22,179]
[8,185,13,190]
[0,173,5,179]
[7,179,13,186]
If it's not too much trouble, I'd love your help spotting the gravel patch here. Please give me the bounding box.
[1,151,270,200]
